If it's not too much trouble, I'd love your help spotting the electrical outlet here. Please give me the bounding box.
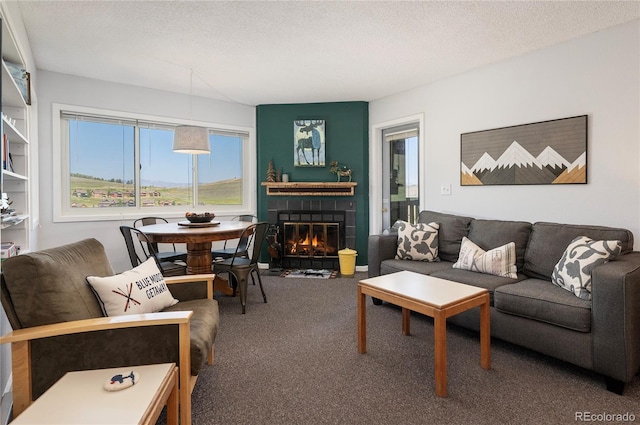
[440,184,451,195]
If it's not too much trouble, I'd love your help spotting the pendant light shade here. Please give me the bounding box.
[173,125,210,154]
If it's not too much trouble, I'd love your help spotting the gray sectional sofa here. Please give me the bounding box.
[367,210,640,394]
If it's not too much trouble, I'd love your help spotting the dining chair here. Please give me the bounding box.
[212,222,269,314]
[120,225,187,277]
[211,215,258,261]
[133,217,188,263]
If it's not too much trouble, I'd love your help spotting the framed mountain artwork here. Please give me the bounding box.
[460,115,587,186]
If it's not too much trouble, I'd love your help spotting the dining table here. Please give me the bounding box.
[137,220,252,295]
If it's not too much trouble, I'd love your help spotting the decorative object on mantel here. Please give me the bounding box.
[282,173,289,183]
[329,161,352,182]
[460,115,587,186]
[294,120,326,167]
[261,181,357,196]
[266,160,276,182]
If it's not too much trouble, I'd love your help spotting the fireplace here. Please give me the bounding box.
[267,200,356,270]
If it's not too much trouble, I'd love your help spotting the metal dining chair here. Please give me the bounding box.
[133,217,188,263]
[212,222,269,314]
[211,215,258,261]
[120,225,187,277]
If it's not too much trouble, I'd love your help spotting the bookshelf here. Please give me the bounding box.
[1,16,30,259]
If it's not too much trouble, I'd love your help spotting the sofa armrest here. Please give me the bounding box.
[591,252,640,383]
[367,234,398,277]
[1,312,192,420]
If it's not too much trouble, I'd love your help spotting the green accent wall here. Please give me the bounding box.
[256,102,369,265]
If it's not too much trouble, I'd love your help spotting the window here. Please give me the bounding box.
[53,104,254,222]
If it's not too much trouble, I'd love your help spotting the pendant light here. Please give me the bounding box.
[173,69,210,154]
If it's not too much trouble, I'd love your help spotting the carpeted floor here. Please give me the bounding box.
[160,271,640,425]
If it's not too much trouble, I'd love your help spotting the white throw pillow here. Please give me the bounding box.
[395,220,439,262]
[452,237,518,279]
[86,258,178,316]
[551,236,621,300]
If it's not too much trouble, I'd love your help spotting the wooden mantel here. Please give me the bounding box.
[261,182,357,196]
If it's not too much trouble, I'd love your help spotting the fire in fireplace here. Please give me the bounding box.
[276,210,346,270]
[284,223,340,258]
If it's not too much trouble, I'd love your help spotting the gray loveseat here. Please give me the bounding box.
[368,210,640,394]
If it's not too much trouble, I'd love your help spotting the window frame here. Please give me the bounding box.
[52,103,256,222]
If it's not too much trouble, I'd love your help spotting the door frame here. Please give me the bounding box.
[369,113,425,235]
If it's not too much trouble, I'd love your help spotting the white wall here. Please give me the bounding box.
[369,20,640,244]
[37,71,255,272]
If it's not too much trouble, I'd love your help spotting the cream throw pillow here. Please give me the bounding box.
[453,237,517,279]
[86,258,178,316]
[551,236,621,300]
[395,220,439,262]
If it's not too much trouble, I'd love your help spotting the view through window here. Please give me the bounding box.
[63,112,245,213]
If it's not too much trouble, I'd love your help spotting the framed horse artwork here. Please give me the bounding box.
[294,120,325,167]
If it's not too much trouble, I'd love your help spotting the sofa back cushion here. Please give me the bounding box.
[467,219,531,271]
[1,238,113,328]
[523,222,634,280]
[418,210,472,262]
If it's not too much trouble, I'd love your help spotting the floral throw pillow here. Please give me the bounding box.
[452,237,518,279]
[551,236,621,300]
[395,220,439,262]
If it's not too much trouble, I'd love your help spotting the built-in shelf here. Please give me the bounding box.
[261,181,357,196]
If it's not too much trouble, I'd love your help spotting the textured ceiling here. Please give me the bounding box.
[13,0,640,106]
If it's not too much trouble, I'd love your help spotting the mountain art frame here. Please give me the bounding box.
[460,115,587,186]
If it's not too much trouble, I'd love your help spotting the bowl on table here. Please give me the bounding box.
[185,212,215,223]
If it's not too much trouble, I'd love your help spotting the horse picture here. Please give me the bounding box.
[294,120,325,166]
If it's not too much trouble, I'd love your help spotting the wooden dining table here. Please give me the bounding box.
[138,220,252,295]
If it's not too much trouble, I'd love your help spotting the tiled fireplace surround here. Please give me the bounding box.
[267,199,356,270]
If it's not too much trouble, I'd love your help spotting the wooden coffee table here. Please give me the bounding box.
[358,270,490,397]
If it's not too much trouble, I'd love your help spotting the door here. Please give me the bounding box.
[382,124,420,229]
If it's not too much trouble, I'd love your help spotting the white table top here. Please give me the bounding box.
[359,270,488,309]
[11,363,175,425]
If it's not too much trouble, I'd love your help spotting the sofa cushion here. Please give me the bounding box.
[418,210,473,262]
[163,298,220,375]
[87,258,179,316]
[1,238,111,328]
[430,268,525,305]
[394,220,439,262]
[494,278,592,332]
[523,222,633,280]
[467,219,531,271]
[381,259,453,276]
[551,236,621,300]
[452,237,518,279]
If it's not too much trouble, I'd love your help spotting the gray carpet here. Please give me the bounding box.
[171,272,640,424]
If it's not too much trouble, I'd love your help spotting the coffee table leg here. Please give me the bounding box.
[402,308,411,336]
[434,311,447,397]
[357,285,366,353]
[480,294,491,369]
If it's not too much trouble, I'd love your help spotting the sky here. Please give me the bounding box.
[69,120,242,185]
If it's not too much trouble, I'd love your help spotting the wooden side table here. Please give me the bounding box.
[11,363,178,425]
